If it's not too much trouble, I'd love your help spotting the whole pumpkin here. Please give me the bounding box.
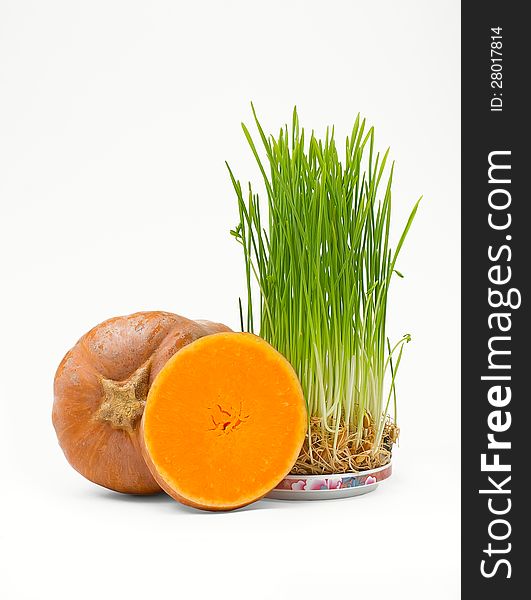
[53,311,231,494]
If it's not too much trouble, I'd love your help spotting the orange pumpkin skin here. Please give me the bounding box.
[53,311,231,494]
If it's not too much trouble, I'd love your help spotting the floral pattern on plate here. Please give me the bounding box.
[275,464,392,492]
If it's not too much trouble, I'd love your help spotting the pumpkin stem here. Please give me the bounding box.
[96,362,151,433]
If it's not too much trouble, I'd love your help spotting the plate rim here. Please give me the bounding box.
[280,462,392,481]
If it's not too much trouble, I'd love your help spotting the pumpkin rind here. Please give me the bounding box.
[53,311,230,494]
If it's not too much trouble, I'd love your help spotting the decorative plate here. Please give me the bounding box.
[267,463,392,500]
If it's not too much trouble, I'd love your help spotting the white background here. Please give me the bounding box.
[0,1,460,598]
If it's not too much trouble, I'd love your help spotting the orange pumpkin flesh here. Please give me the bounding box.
[141,332,307,511]
[53,311,230,494]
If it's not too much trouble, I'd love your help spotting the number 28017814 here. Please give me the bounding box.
[490,27,503,112]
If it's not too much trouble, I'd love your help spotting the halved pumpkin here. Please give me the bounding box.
[141,332,307,510]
